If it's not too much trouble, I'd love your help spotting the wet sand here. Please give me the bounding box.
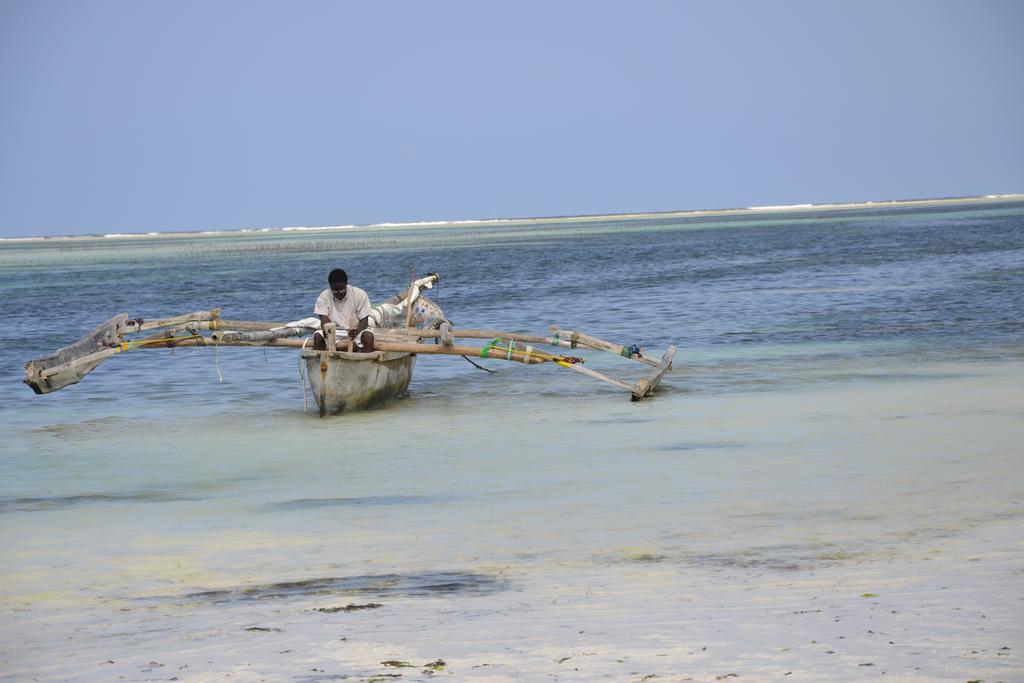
[4,519,1019,682]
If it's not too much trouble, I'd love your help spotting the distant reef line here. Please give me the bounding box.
[3,193,1021,243]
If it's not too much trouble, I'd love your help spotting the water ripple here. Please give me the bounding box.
[265,495,453,511]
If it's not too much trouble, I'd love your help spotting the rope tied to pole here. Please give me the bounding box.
[620,343,642,358]
[114,334,203,353]
[480,337,500,359]
[213,340,223,382]
[480,337,582,366]
[461,355,497,374]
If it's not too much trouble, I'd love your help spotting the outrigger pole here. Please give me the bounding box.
[24,310,675,402]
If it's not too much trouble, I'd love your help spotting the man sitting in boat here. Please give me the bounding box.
[312,269,375,352]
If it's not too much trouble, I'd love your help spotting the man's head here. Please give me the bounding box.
[328,269,348,300]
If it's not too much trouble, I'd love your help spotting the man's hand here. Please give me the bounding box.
[347,328,358,339]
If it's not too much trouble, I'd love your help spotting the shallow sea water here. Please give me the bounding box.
[1,200,1023,681]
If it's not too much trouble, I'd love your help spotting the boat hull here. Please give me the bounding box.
[302,349,416,416]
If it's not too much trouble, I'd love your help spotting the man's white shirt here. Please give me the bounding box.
[314,285,371,331]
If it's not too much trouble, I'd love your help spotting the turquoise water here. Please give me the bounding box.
[2,200,1023,681]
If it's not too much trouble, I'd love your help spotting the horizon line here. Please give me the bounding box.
[1,193,1021,243]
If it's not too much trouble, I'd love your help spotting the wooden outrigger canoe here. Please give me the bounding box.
[23,273,676,415]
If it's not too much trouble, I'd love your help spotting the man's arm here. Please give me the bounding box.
[347,289,372,338]
[348,316,369,339]
[313,291,332,331]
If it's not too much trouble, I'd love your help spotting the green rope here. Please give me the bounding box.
[480,336,503,359]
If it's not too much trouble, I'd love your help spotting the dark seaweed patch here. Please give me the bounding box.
[181,571,507,603]
[294,673,352,682]
[693,550,805,572]
[626,553,667,563]
[315,603,382,613]
[0,491,199,512]
[580,417,657,425]
[687,543,863,572]
[30,417,128,440]
[265,495,448,511]
[655,441,748,452]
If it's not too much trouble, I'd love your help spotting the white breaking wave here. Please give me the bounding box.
[371,218,515,228]
[746,204,815,211]
[280,225,360,232]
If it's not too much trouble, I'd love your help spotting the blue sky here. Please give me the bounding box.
[1,1,1022,237]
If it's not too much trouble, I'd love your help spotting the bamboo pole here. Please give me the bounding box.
[117,309,221,334]
[377,326,658,372]
[393,327,571,348]
[207,319,288,331]
[127,336,553,364]
[564,362,636,391]
[126,318,627,361]
[549,327,660,367]
[184,323,649,369]
[324,323,337,352]
[210,327,309,343]
[377,341,550,364]
[405,268,416,329]
[325,338,631,391]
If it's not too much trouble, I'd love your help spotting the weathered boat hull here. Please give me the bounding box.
[302,349,416,416]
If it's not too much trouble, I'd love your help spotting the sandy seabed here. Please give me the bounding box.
[3,360,1022,682]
